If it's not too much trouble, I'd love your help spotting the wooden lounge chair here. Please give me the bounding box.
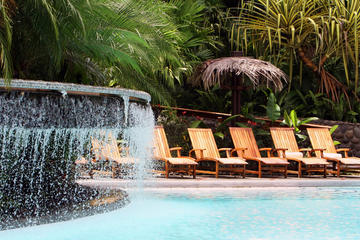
[76,133,136,178]
[229,127,289,178]
[307,127,360,177]
[187,128,247,178]
[153,126,197,178]
[270,127,329,177]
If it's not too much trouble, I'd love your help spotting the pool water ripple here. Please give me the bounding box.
[1,187,360,240]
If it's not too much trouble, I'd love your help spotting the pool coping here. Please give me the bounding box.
[77,177,360,189]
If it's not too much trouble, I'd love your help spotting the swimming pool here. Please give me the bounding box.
[2,187,360,240]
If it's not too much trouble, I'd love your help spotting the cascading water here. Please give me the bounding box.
[0,80,154,230]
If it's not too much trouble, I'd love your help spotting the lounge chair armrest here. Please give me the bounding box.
[299,148,313,157]
[274,148,288,151]
[299,148,312,152]
[219,148,232,158]
[310,148,325,157]
[170,147,183,157]
[189,148,205,159]
[272,148,288,158]
[259,147,273,157]
[231,147,247,157]
[336,148,350,157]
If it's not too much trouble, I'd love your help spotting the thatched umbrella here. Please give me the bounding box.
[192,57,288,117]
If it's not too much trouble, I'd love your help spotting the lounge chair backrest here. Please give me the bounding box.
[153,126,171,158]
[91,133,121,161]
[307,128,337,157]
[104,133,122,159]
[91,138,104,161]
[270,127,300,152]
[188,128,220,159]
[229,127,260,158]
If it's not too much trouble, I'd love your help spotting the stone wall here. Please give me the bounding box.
[313,120,360,157]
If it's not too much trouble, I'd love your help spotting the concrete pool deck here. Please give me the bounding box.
[77,176,360,189]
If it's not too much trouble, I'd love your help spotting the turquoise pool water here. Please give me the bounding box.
[2,187,360,240]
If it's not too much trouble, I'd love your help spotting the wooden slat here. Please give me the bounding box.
[270,127,300,152]
[307,128,337,157]
[91,132,135,164]
[188,128,220,159]
[229,127,261,158]
[153,126,172,158]
[196,170,216,175]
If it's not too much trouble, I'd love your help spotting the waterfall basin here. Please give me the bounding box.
[1,187,360,240]
[0,79,155,229]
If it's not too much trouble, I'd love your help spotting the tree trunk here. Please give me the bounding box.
[231,76,242,125]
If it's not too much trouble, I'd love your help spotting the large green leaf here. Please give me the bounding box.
[282,110,292,127]
[329,125,338,134]
[189,120,203,128]
[266,92,281,121]
[290,110,299,130]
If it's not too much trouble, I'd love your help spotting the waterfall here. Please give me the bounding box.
[0,84,154,228]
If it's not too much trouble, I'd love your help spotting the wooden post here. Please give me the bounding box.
[230,51,243,126]
[231,76,243,125]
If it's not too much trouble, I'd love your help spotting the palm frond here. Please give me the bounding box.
[192,57,287,91]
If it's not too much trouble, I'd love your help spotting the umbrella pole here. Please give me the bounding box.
[231,77,241,125]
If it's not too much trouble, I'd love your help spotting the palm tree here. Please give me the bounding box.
[0,0,221,104]
[230,0,360,101]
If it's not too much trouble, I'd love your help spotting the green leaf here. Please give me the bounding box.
[333,140,341,146]
[282,110,292,127]
[235,122,248,128]
[329,125,338,134]
[108,79,117,87]
[216,114,242,132]
[290,110,299,131]
[189,120,203,128]
[214,132,224,140]
[296,133,307,142]
[299,117,319,125]
[266,92,281,121]
[347,110,359,116]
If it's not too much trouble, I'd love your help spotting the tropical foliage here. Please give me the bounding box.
[1,0,222,104]
[230,0,360,102]
[4,0,360,123]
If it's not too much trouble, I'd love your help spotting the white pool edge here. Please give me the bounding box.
[77,177,360,189]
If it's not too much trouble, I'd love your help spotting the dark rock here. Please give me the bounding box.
[354,127,360,138]
[345,130,354,139]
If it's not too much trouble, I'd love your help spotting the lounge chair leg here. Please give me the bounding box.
[112,162,117,178]
[165,162,169,178]
[337,162,340,177]
[193,165,196,179]
[258,162,262,178]
[297,163,302,178]
[324,165,327,178]
[284,165,287,178]
[215,162,219,178]
[243,165,246,178]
